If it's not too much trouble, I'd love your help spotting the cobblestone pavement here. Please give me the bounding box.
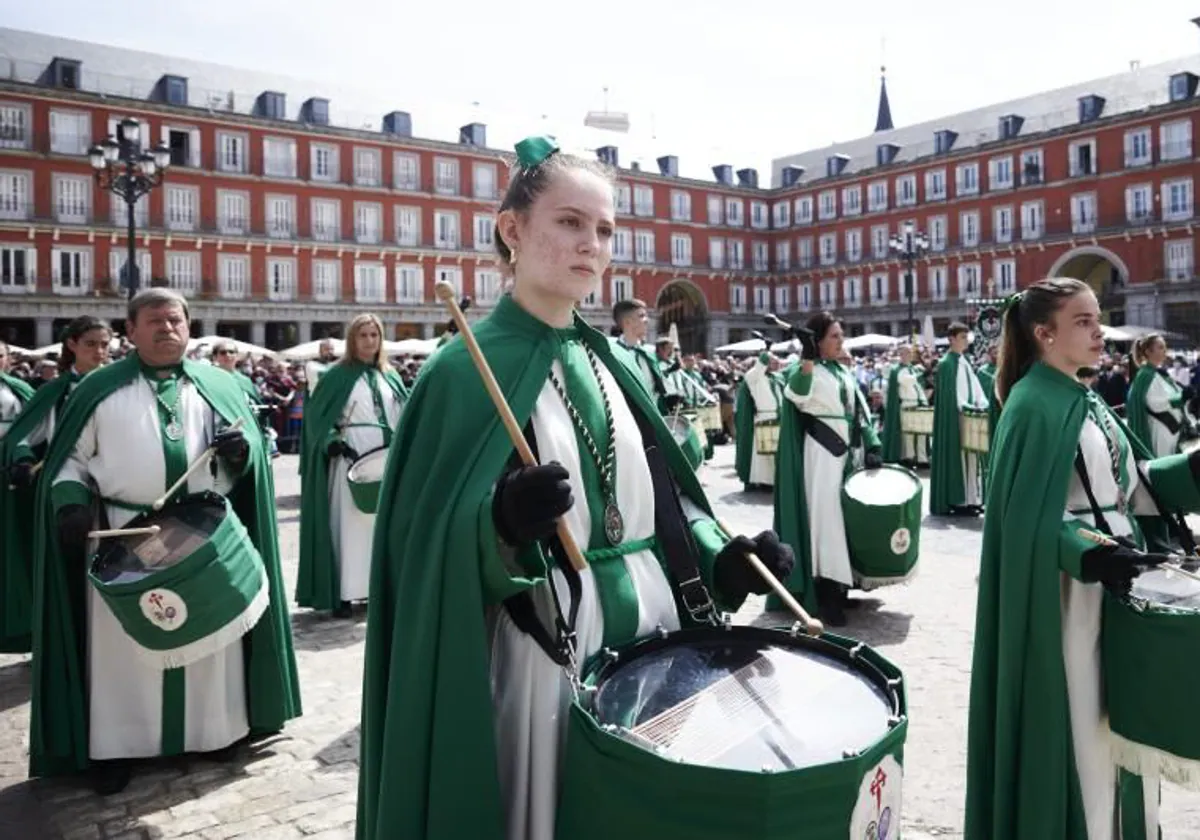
[2,445,1199,839]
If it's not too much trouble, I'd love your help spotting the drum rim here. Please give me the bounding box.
[347,446,390,482]
[583,624,904,720]
[844,463,921,485]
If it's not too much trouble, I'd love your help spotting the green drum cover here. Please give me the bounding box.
[347,449,389,514]
[841,466,922,583]
[88,494,268,669]
[556,632,908,840]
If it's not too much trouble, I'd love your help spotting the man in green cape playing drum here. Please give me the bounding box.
[30,289,301,795]
[880,344,928,467]
[929,323,990,515]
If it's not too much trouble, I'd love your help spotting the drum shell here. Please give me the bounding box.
[899,407,934,435]
[347,448,389,514]
[754,422,779,455]
[666,415,704,471]
[557,629,907,840]
[842,466,922,586]
[696,405,722,433]
[960,411,990,454]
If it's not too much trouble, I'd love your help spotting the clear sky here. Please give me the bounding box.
[5,1,1200,181]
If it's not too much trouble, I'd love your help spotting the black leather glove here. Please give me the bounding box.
[1080,539,1152,594]
[662,394,687,413]
[795,326,819,361]
[56,503,93,563]
[492,462,574,546]
[714,530,795,602]
[864,449,883,469]
[7,459,36,489]
[326,439,359,462]
[212,427,250,464]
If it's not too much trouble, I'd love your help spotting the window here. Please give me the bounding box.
[634,230,655,263]
[1126,184,1153,223]
[843,276,862,308]
[311,198,340,241]
[110,191,148,228]
[727,239,744,269]
[1020,149,1043,186]
[107,116,148,150]
[434,211,460,249]
[818,191,836,221]
[772,201,790,228]
[900,266,917,303]
[1069,139,1097,177]
[1163,178,1194,221]
[729,283,746,314]
[868,181,888,213]
[989,156,1013,190]
[1071,193,1097,233]
[928,215,947,252]
[54,175,89,224]
[844,229,862,262]
[753,286,770,314]
[871,225,889,260]
[394,153,420,190]
[928,266,947,302]
[957,263,981,299]
[994,258,1017,295]
[794,196,814,224]
[775,241,791,271]
[956,162,980,196]
[394,264,423,304]
[354,262,386,303]
[634,186,655,216]
[959,211,980,247]
[993,206,1014,243]
[218,191,249,235]
[52,247,90,293]
[0,170,30,219]
[1160,120,1192,161]
[925,169,947,201]
[671,233,692,267]
[435,158,459,195]
[611,274,633,305]
[1021,201,1043,240]
[354,202,382,244]
[219,255,250,299]
[774,285,790,313]
[474,163,497,199]
[165,252,200,296]
[435,266,463,297]
[671,191,692,222]
[725,198,743,226]
[820,279,836,308]
[395,206,421,246]
[313,260,341,302]
[263,137,296,178]
[706,195,723,225]
[895,175,917,206]
[615,185,632,215]
[266,195,296,238]
[162,126,200,168]
[0,246,35,291]
[1164,239,1194,281]
[1125,127,1152,167]
[49,110,90,155]
[165,185,198,231]
[841,186,862,216]
[708,238,724,269]
[217,132,247,173]
[870,272,888,304]
[354,147,382,187]
[0,102,31,149]
[475,269,503,304]
[797,237,814,269]
[819,233,837,266]
[612,229,632,262]
[107,251,150,294]
[311,143,339,182]
[798,283,812,311]
[474,214,495,251]
[752,241,769,272]
[266,258,297,300]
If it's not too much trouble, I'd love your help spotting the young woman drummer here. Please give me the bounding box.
[965,278,1200,840]
[1126,332,1187,458]
[355,137,794,840]
[296,313,407,618]
[772,311,881,626]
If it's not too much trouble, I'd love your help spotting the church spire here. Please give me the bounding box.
[874,65,894,133]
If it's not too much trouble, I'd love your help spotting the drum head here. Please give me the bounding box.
[664,415,691,441]
[844,467,919,506]
[348,448,389,483]
[91,495,226,585]
[591,636,894,772]
[1130,567,1200,611]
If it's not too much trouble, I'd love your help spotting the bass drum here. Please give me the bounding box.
[841,466,922,589]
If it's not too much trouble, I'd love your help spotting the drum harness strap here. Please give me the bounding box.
[800,363,857,459]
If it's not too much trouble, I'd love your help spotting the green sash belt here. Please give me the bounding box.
[583,535,658,649]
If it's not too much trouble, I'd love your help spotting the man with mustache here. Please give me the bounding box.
[28,288,301,795]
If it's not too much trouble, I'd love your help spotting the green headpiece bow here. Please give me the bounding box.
[514,135,559,171]
[1003,291,1024,314]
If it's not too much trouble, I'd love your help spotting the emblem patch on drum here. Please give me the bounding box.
[139,589,188,631]
[850,754,902,840]
[889,528,911,555]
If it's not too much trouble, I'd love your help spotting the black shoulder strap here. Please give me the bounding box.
[1073,447,1113,536]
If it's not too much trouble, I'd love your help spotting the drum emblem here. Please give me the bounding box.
[850,755,902,840]
[139,588,189,631]
[889,528,911,555]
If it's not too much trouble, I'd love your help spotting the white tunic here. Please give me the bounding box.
[0,380,23,441]
[742,361,780,486]
[784,363,855,586]
[1142,371,1183,459]
[955,358,990,507]
[613,339,659,398]
[54,375,249,760]
[1061,414,1159,840]
[326,371,404,602]
[488,358,681,840]
[896,365,928,463]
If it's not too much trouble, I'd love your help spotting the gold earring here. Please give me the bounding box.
[1048,337,1055,345]
[510,249,518,266]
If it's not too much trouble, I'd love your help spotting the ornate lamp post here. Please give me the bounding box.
[88,117,171,300]
[889,220,929,342]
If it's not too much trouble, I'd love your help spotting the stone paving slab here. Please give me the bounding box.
[0,446,1198,838]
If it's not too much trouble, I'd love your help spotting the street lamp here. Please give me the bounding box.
[889,220,929,342]
[89,117,171,300]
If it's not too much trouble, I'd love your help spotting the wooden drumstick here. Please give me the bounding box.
[151,417,246,512]
[1075,527,1200,584]
[88,525,162,539]
[715,516,824,636]
[434,281,587,572]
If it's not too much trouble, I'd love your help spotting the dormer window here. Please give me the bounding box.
[1170,73,1198,102]
[999,115,1024,140]
[826,154,850,178]
[257,91,287,120]
[51,57,81,90]
[781,165,805,187]
[1078,95,1105,123]
[934,130,958,155]
[876,143,900,167]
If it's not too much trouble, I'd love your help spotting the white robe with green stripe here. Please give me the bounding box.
[54,377,248,761]
[0,379,22,440]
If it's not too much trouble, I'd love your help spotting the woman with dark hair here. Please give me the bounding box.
[0,315,110,652]
[1126,332,1185,458]
[771,311,881,626]
[356,136,793,840]
[965,278,1200,840]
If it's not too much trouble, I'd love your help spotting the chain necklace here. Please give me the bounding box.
[146,373,185,441]
[1087,395,1126,514]
[546,344,624,546]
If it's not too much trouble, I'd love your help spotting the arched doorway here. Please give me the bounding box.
[655,279,710,354]
[1049,246,1129,320]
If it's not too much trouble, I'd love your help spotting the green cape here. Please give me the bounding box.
[964,362,1179,838]
[0,374,59,652]
[28,354,302,777]
[0,371,34,404]
[767,363,817,614]
[230,369,261,405]
[1125,364,1179,456]
[929,352,966,514]
[734,378,755,484]
[356,295,716,840]
[880,365,903,463]
[296,362,407,610]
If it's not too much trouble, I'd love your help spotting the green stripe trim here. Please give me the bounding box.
[52,479,92,511]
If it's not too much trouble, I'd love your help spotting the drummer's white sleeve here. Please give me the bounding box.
[783,366,814,409]
[51,412,98,511]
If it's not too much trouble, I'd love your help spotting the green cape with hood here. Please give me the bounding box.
[1126,364,1181,456]
[295,361,407,611]
[28,354,302,777]
[356,294,731,840]
[929,352,967,514]
[880,364,904,463]
[734,377,755,484]
[965,361,1200,838]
